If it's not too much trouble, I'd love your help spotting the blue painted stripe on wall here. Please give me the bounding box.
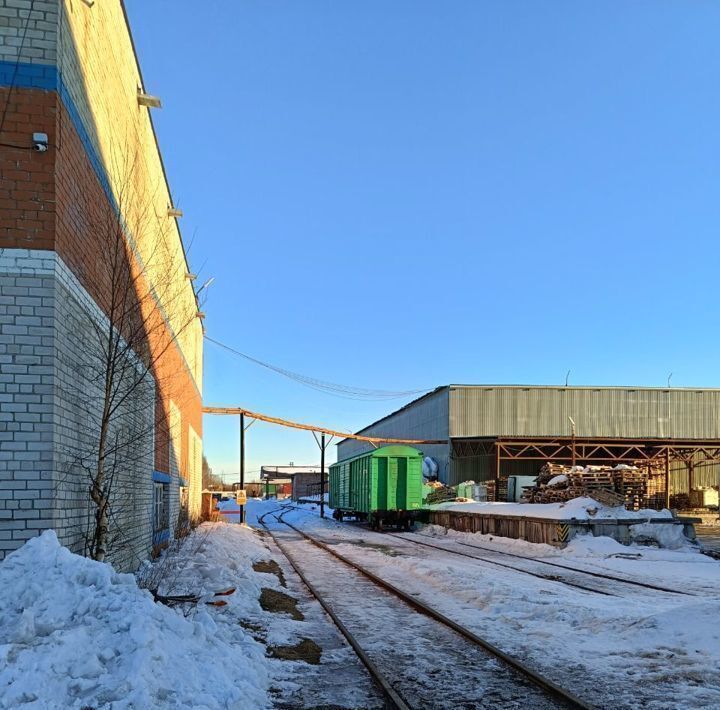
[153,471,172,484]
[0,60,57,90]
[57,80,112,199]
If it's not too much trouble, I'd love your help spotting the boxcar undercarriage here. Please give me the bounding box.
[333,508,416,531]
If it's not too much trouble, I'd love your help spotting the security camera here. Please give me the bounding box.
[32,133,48,152]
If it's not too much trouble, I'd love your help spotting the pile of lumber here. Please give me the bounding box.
[522,464,583,503]
[523,463,650,509]
[425,482,455,505]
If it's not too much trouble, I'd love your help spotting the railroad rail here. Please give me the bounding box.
[381,531,618,596]
[382,532,694,597]
[258,506,408,710]
[284,503,695,597]
[438,536,694,596]
[262,507,593,710]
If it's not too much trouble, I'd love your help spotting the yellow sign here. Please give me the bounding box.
[556,523,570,544]
[236,490,247,505]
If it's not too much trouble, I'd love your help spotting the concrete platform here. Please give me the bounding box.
[424,508,700,548]
[696,526,720,555]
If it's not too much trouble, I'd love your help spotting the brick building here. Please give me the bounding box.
[260,465,326,501]
[0,1,203,569]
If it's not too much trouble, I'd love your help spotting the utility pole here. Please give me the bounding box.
[320,432,326,518]
[312,431,333,518]
[568,416,577,467]
[240,412,245,524]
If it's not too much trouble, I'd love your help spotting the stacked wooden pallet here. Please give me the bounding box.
[614,467,648,511]
[569,467,614,491]
[640,462,666,510]
[486,480,497,502]
[523,463,584,503]
[523,463,651,509]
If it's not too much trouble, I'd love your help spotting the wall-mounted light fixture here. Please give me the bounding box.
[197,276,215,293]
[168,207,183,218]
[137,89,162,109]
[185,273,197,281]
[196,277,215,296]
[32,132,48,152]
[196,312,206,320]
[81,0,94,6]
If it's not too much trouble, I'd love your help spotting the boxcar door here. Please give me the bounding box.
[396,457,408,510]
[386,457,399,510]
[375,456,387,511]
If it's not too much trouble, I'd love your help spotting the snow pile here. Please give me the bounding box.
[429,496,673,520]
[0,531,270,710]
[547,474,568,487]
[629,521,693,550]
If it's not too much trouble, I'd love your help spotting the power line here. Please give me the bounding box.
[205,335,432,401]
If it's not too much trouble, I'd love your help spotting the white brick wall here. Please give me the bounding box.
[0,249,158,571]
[0,250,56,556]
[0,0,58,65]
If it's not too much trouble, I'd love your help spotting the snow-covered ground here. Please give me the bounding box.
[0,529,270,709]
[3,500,718,709]
[429,496,673,520]
[281,500,720,709]
[0,509,378,710]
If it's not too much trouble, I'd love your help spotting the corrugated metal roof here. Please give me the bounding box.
[449,386,720,439]
[339,384,720,448]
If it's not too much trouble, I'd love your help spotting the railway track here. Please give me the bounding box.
[283,503,695,598]
[259,506,593,710]
[383,532,694,598]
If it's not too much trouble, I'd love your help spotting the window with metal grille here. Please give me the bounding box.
[153,483,167,532]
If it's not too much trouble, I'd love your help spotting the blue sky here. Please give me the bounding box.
[126,0,720,482]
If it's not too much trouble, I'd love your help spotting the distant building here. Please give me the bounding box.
[260,465,327,501]
[337,385,720,503]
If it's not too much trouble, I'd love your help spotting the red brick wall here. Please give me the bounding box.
[0,87,56,250]
[1,86,202,476]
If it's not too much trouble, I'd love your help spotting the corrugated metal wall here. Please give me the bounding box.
[450,386,720,439]
[669,461,720,494]
[335,388,451,481]
[450,457,720,493]
[450,456,539,486]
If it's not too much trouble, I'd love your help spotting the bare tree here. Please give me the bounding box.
[56,147,201,565]
[202,455,223,490]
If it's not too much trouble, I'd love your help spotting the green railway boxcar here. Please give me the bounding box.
[329,445,424,530]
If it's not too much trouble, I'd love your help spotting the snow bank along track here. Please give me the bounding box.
[258,506,592,710]
[383,532,695,598]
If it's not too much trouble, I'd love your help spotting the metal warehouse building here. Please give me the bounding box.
[336,385,720,503]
